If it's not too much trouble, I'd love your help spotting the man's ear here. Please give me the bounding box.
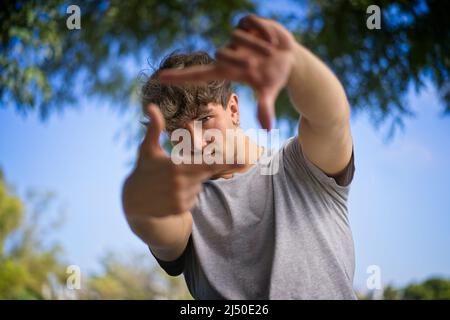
[227,93,240,126]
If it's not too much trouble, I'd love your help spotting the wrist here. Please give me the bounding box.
[287,43,308,88]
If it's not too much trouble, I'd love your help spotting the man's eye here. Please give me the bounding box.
[200,116,212,123]
[140,120,150,127]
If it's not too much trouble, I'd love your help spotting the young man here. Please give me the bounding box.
[122,14,355,299]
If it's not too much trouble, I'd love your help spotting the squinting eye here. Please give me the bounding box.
[139,120,150,127]
[201,116,212,123]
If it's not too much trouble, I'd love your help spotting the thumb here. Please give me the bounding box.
[257,93,276,131]
[143,104,166,154]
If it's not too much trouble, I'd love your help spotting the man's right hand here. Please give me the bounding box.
[121,104,238,258]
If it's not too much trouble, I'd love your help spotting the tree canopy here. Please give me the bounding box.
[1,0,449,134]
[1,0,254,119]
[297,0,450,134]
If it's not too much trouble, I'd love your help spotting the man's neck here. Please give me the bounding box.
[216,134,264,180]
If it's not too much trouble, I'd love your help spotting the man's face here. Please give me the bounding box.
[170,93,240,163]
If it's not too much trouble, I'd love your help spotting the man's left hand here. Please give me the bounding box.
[158,14,297,131]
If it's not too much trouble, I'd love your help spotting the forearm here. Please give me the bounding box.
[287,43,350,128]
[127,211,192,259]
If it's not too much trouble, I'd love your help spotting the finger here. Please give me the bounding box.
[142,104,165,154]
[230,29,273,56]
[237,14,277,46]
[257,94,276,131]
[216,47,250,69]
[158,65,225,85]
[179,162,244,180]
[181,183,203,201]
[183,194,199,212]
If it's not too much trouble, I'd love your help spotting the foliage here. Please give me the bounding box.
[0,169,190,299]
[293,0,450,134]
[0,0,254,119]
[381,278,450,299]
[2,1,448,136]
[0,170,65,299]
[79,252,191,299]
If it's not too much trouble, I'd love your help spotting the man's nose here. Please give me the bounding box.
[186,124,207,154]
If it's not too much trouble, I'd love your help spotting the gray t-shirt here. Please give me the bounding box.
[152,136,356,299]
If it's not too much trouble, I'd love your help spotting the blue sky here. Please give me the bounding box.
[1,80,449,291]
[348,86,450,290]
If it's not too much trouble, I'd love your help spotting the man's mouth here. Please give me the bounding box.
[205,151,216,157]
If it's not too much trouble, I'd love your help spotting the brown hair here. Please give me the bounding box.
[141,51,233,133]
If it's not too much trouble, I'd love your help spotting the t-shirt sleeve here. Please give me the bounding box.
[149,235,192,277]
[282,136,355,193]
